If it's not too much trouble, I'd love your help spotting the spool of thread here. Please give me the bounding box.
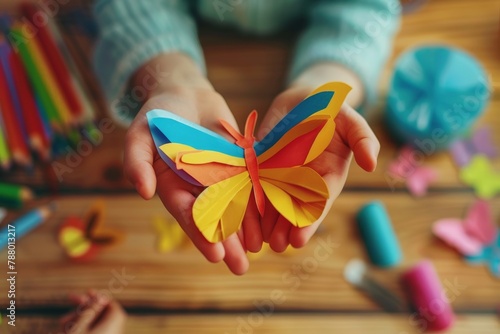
[402,260,455,331]
[356,201,402,267]
[386,45,490,150]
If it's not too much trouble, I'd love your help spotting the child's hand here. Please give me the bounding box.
[124,53,257,275]
[59,290,126,334]
[257,68,379,252]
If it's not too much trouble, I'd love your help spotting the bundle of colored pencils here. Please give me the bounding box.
[0,3,96,170]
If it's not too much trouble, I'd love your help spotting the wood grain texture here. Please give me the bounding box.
[0,193,498,311]
[1,314,499,334]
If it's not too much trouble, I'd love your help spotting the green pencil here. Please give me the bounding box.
[0,183,34,209]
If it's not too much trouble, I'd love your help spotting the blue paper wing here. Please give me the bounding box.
[253,91,334,156]
[148,109,243,156]
[147,109,243,186]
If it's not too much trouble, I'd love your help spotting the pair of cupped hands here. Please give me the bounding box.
[123,53,380,275]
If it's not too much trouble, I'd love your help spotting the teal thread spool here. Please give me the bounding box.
[356,201,402,267]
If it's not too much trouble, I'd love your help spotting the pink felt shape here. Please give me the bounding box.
[406,166,438,197]
[432,200,498,256]
[388,146,437,196]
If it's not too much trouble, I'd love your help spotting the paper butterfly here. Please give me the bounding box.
[466,233,500,277]
[433,200,499,277]
[460,155,500,199]
[152,216,185,253]
[58,201,123,262]
[449,126,497,167]
[147,82,351,243]
[387,146,437,197]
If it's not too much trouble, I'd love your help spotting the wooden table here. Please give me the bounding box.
[1,0,499,332]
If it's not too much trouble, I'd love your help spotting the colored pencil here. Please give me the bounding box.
[0,183,34,209]
[9,50,51,160]
[0,42,30,146]
[48,19,95,123]
[21,3,83,119]
[0,49,31,166]
[34,96,54,145]
[21,27,73,127]
[0,203,55,250]
[0,112,11,170]
[10,25,63,130]
[0,207,6,223]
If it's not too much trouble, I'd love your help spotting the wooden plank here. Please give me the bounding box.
[1,314,498,334]
[0,193,498,311]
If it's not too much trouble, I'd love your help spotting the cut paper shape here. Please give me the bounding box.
[58,201,123,262]
[465,233,500,278]
[460,155,500,199]
[433,200,497,256]
[433,200,500,277]
[449,126,497,167]
[152,216,185,253]
[387,146,438,197]
[148,82,351,243]
[386,46,490,149]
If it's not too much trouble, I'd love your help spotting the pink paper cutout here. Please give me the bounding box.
[433,200,498,256]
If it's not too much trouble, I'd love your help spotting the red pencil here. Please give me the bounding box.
[0,61,31,166]
[20,3,83,119]
[9,50,51,160]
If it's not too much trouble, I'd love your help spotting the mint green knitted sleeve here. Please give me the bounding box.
[92,0,204,125]
[288,0,401,113]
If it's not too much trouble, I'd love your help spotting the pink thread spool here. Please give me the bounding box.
[402,260,455,332]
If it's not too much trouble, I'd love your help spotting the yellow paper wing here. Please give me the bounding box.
[260,167,329,228]
[160,143,247,186]
[193,172,252,242]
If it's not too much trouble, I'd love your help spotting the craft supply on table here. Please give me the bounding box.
[459,155,500,199]
[449,126,497,167]
[387,146,438,197]
[402,260,455,331]
[58,201,124,262]
[433,199,500,278]
[356,201,402,267]
[386,45,490,150]
[0,182,34,209]
[0,3,96,170]
[148,82,350,243]
[344,259,408,313]
[0,202,56,250]
[152,216,185,253]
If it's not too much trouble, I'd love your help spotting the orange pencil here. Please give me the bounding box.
[9,50,50,160]
[0,63,31,166]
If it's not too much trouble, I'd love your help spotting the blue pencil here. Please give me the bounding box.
[0,203,55,250]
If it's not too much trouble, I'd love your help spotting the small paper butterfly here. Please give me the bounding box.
[387,146,437,197]
[148,82,350,243]
[152,216,185,253]
[433,200,499,277]
[460,155,500,199]
[449,126,497,167]
[58,201,123,262]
